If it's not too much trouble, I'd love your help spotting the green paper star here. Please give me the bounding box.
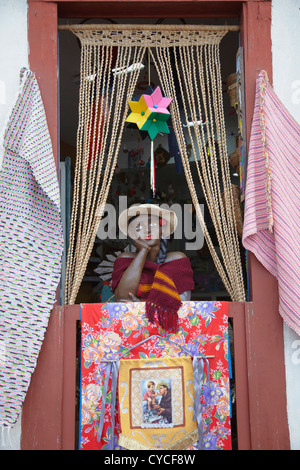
[140,112,170,140]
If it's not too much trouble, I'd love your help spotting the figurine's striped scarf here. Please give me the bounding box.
[0,68,63,429]
[111,256,194,331]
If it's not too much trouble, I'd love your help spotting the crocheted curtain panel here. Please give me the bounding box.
[62,24,246,304]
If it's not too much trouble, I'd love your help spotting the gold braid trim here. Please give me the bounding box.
[118,428,199,451]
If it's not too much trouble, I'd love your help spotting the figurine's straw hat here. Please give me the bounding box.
[118,203,178,238]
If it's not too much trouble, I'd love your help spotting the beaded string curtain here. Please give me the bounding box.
[64,32,146,304]
[150,43,245,302]
[63,24,245,304]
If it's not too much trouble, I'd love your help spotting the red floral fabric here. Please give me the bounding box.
[79,301,231,450]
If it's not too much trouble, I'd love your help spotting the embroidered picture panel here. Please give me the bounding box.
[118,357,197,450]
[79,301,231,450]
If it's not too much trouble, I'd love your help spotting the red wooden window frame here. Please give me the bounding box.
[22,0,290,450]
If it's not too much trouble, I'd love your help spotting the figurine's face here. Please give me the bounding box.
[128,214,162,243]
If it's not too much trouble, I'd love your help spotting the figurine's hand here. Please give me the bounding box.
[128,292,141,302]
[134,236,151,253]
[118,292,141,303]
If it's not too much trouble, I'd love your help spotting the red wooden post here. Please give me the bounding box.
[21,1,60,450]
[21,306,64,449]
[61,305,81,449]
[228,302,252,450]
[27,1,59,169]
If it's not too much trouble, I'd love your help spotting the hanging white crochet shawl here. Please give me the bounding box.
[0,68,63,429]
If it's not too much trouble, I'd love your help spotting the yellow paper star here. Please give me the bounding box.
[126,95,152,129]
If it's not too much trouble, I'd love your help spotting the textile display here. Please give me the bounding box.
[79,301,231,450]
[243,71,300,335]
[111,257,195,331]
[0,68,64,428]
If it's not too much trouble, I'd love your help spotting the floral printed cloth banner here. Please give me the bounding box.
[79,301,231,450]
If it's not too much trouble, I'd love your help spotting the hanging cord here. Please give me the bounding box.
[149,44,245,302]
[150,47,234,299]
[150,140,156,197]
[65,42,146,304]
[148,48,151,86]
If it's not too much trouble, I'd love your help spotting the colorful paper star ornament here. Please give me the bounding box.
[126,86,173,140]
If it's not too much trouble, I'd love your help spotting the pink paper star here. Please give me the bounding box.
[142,86,172,115]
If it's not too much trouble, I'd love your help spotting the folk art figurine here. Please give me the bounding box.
[112,203,194,331]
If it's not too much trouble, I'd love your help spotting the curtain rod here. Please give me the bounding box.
[58,23,240,32]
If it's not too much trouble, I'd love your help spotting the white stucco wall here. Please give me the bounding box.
[271,0,300,451]
[0,0,28,168]
[0,0,28,449]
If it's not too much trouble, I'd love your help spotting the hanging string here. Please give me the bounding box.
[65,41,146,304]
[150,140,156,197]
[148,47,156,199]
[148,48,151,87]
[150,44,245,301]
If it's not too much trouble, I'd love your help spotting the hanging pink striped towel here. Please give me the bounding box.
[243,71,300,335]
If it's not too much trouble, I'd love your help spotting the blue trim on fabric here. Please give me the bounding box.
[228,332,233,420]
[78,304,83,450]
[245,249,251,301]
[228,330,233,380]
